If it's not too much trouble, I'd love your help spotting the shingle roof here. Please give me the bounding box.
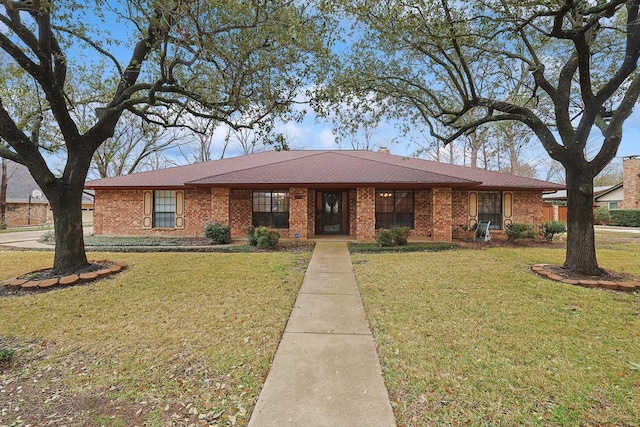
[3,160,94,203]
[85,150,563,191]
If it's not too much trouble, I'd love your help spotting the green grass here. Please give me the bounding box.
[348,241,460,253]
[1,234,638,426]
[0,251,310,426]
[0,225,55,233]
[352,243,640,426]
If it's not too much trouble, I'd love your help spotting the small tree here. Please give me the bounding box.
[540,221,568,243]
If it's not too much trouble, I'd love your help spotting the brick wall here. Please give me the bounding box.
[432,188,453,241]
[622,157,640,209]
[2,202,48,227]
[230,189,251,237]
[289,187,308,240]
[512,191,544,227]
[356,187,376,240]
[94,188,212,236]
[307,189,316,237]
[451,190,470,230]
[93,186,546,242]
[210,188,230,224]
[414,189,432,237]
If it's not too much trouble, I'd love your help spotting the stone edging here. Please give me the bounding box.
[1,260,127,290]
[532,264,640,292]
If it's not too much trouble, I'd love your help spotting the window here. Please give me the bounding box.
[154,190,176,228]
[478,191,502,229]
[608,201,619,210]
[252,191,290,228]
[375,190,414,229]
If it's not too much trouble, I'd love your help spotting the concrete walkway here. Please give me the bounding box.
[249,241,396,427]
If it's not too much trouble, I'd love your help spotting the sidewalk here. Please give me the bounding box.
[248,241,396,426]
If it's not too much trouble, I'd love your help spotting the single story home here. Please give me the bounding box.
[85,150,564,241]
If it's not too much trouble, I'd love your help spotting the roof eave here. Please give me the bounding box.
[188,181,480,189]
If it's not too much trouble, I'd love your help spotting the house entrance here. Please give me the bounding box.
[316,191,349,235]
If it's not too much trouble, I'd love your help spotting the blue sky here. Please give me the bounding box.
[5,3,637,179]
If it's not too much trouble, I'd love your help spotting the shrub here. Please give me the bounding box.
[376,226,411,247]
[594,206,611,225]
[247,226,280,250]
[40,230,55,243]
[0,347,14,364]
[540,221,567,243]
[203,222,232,244]
[610,209,640,227]
[246,225,258,246]
[390,226,410,246]
[376,229,394,247]
[505,222,536,242]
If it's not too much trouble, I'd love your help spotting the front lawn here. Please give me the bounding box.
[0,251,310,426]
[2,234,638,426]
[352,242,640,426]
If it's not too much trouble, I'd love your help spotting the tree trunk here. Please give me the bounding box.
[563,165,601,275]
[49,181,89,275]
[0,158,6,229]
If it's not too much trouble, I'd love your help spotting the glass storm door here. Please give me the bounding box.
[322,192,342,234]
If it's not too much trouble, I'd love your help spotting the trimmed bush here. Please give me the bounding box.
[204,222,232,244]
[540,221,567,243]
[376,226,411,247]
[390,226,410,246]
[247,226,280,250]
[610,209,640,227]
[376,229,394,247]
[505,222,536,242]
[594,206,611,225]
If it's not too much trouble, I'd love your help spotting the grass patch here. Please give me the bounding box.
[0,225,55,234]
[352,243,640,426]
[348,241,460,253]
[0,250,310,426]
[0,347,14,363]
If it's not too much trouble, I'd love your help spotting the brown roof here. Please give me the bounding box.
[85,150,563,191]
[3,160,94,203]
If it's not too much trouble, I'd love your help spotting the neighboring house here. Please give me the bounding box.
[593,183,624,210]
[542,155,640,219]
[543,186,616,204]
[2,160,94,227]
[86,150,562,241]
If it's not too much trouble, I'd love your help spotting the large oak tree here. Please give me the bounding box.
[0,0,334,274]
[323,0,640,275]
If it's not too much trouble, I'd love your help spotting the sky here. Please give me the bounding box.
[3,2,639,182]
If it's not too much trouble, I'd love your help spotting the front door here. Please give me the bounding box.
[322,191,342,234]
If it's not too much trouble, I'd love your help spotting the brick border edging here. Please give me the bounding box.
[1,260,127,290]
[532,264,640,292]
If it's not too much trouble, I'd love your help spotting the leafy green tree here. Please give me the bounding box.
[322,0,640,275]
[0,0,335,274]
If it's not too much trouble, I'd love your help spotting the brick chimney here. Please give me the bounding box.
[621,155,640,209]
[378,147,390,154]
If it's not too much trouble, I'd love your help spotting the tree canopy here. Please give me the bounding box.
[0,0,336,273]
[320,0,640,275]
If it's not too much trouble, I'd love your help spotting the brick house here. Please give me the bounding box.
[85,150,563,241]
